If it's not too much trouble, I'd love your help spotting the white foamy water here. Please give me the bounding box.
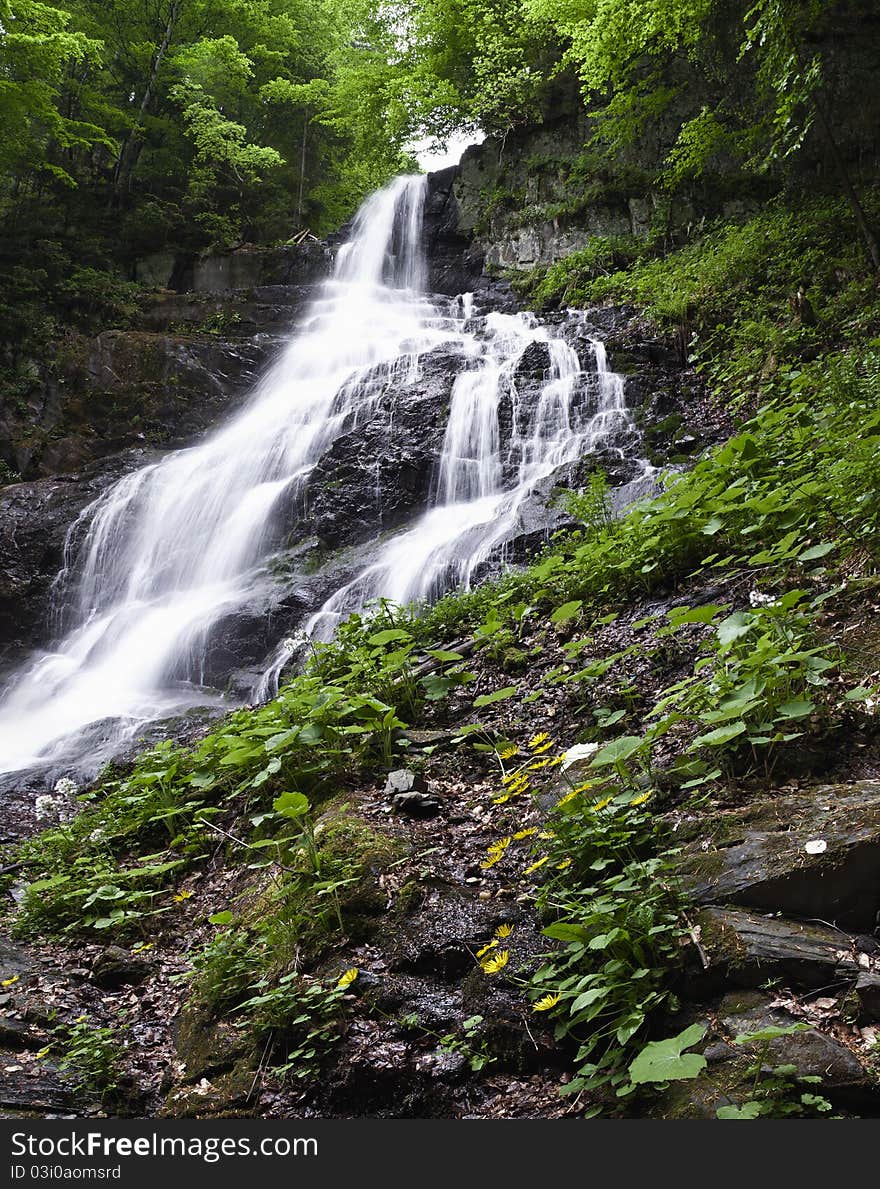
[0,175,640,776]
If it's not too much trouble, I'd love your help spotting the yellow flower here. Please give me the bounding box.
[498,745,519,760]
[477,940,498,958]
[513,827,538,840]
[481,950,510,974]
[630,790,652,806]
[173,890,193,903]
[528,758,552,771]
[529,731,550,748]
[590,795,614,812]
[495,923,513,938]
[524,855,550,875]
[556,858,572,870]
[530,741,554,755]
[1,975,19,988]
[336,968,359,990]
[482,836,511,869]
[557,789,579,807]
[532,994,560,1012]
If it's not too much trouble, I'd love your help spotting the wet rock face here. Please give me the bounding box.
[0,449,156,665]
[674,782,880,929]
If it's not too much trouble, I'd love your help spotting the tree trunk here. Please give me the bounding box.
[296,113,310,227]
[811,96,880,272]
[110,0,181,203]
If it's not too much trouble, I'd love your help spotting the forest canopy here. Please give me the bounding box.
[1,0,878,351]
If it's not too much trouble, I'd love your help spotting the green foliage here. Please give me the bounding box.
[13,618,465,936]
[50,1014,127,1105]
[520,761,685,1102]
[628,1024,707,1085]
[715,1024,835,1118]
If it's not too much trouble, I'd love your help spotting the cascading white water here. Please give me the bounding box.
[0,174,640,777]
[303,320,634,643]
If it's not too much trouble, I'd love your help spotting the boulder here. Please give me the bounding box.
[856,973,880,1021]
[89,945,152,990]
[689,907,862,994]
[673,783,880,928]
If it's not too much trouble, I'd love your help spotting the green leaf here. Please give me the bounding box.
[550,600,583,624]
[667,603,728,626]
[628,1024,708,1085]
[776,699,815,719]
[590,735,644,767]
[542,922,591,944]
[717,611,753,647]
[717,1101,762,1120]
[473,687,518,708]
[424,649,465,662]
[209,911,233,925]
[799,542,835,561]
[368,629,411,646]
[732,1023,810,1045]
[272,791,310,819]
[690,721,747,748]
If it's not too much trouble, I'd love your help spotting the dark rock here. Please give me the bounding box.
[651,992,877,1118]
[171,1004,254,1081]
[856,973,880,1021]
[0,452,149,660]
[673,782,880,929]
[0,1063,71,1112]
[384,770,428,797]
[89,945,151,990]
[391,886,498,979]
[0,1014,48,1049]
[185,241,330,293]
[423,166,493,298]
[688,907,862,995]
[718,995,869,1093]
[393,791,441,818]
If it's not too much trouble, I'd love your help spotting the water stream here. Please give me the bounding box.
[0,175,641,777]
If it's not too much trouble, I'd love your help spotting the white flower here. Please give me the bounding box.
[35,794,60,821]
[749,590,778,609]
[864,698,877,716]
[53,777,78,798]
[89,828,106,844]
[560,742,600,771]
[804,839,827,855]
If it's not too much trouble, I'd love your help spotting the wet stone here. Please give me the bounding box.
[856,973,880,1021]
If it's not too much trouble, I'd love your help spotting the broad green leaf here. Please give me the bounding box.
[732,1023,810,1045]
[691,721,747,748]
[717,1101,762,1120]
[799,542,835,561]
[775,699,814,719]
[209,911,233,925]
[550,599,583,624]
[590,735,644,767]
[368,629,411,646]
[717,611,753,646]
[667,603,728,626]
[272,791,310,819]
[542,922,591,944]
[628,1023,708,1085]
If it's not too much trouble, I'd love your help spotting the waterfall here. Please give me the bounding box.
[0,174,640,777]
